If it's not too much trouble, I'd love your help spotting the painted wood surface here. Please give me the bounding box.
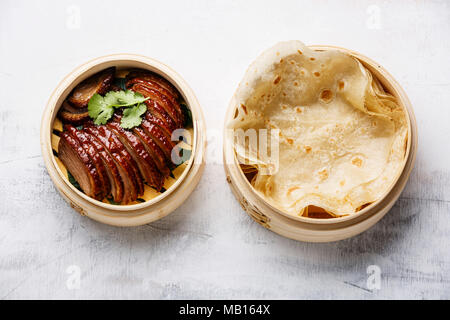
[0,0,449,299]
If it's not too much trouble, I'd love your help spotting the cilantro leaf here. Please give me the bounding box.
[67,171,82,191]
[105,90,149,108]
[88,93,114,125]
[120,103,147,129]
[88,90,149,126]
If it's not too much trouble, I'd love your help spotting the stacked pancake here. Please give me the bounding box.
[229,41,408,217]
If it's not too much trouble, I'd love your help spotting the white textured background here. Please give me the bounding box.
[0,0,449,299]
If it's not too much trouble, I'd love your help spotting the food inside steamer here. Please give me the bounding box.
[53,67,192,205]
[229,41,408,218]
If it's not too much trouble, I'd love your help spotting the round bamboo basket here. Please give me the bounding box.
[41,54,206,226]
[223,45,418,242]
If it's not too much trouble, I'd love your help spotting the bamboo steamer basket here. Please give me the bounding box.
[223,45,418,242]
[41,54,206,227]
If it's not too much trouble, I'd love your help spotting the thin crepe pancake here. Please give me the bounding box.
[229,41,408,217]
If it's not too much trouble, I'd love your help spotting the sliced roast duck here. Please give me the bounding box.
[57,68,187,204]
[68,67,115,108]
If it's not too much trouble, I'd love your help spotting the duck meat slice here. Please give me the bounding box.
[134,88,178,133]
[82,128,124,203]
[126,70,180,101]
[65,125,110,199]
[144,107,175,138]
[59,101,89,123]
[140,118,176,168]
[129,83,182,128]
[126,77,179,107]
[130,80,184,128]
[84,124,139,203]
[132,126,171,179]
[145,100,177,137]
[58,131,104,200]
[144,112,174,144]
[126,71,184,125]
[107,117,164,190]
[68,67,115,108]
[97,125,144,197]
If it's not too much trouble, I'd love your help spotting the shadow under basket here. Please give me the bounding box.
[223,45,418,242]
[41,54,206,227]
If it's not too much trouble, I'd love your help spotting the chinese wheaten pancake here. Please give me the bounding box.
[229,41,408,217]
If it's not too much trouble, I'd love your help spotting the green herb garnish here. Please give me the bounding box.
[114,77,127,91]
[67,171,82,191]
[88,90,149,127]
[107,197,119,205]
[121,103,147,129]
[180,102,192,127]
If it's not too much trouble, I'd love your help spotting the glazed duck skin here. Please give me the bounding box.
[126,70,180,100]
[82,128,125,203]
[126,77,183,123]
[58,132,104,200]
[140,118,176,168]
[107,117,164,190]
[132,126,171,179]
[84,124,139,203]
[125,70,184,125]
[132,85,178,133]
[144,112,173,143]
[127,77,179,106]
[128,83,182,127]
[68,67,115,108]
[65,125,111,198]
[97,125,145,196]
[59,101,89,123]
